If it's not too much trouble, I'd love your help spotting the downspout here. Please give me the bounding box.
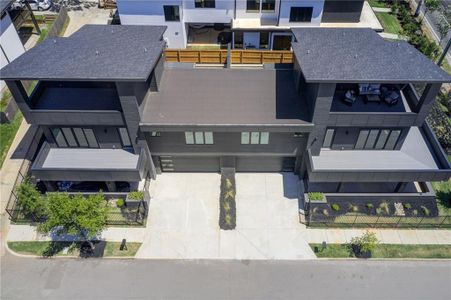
[234,0,236,19]
[277,0,282,26]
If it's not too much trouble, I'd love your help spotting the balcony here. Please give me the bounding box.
[26,81,124,126]
[307,125,451,182]
[31,143,146,182]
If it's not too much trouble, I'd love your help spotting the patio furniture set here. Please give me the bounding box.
[343,84,401,106]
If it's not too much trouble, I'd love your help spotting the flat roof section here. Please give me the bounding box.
[0,25,166,81]
[141,68,311,126]
[291,28,451,83]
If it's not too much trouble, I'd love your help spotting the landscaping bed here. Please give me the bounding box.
[8,241,141,258]
[311,243,451,259]
[219,168,236,230]
[309,197,439,220]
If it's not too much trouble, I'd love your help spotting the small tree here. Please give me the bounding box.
[350,231,379,257]
[38,193,107,247]
[16,180,47,220]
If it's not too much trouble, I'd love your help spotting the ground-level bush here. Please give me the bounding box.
[219,168,236,230]
[16,180,47,220]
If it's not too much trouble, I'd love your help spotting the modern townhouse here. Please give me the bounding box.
[1,24,450,207]
[116,0,381,49]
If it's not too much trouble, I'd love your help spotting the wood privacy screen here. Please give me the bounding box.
[164,50,293,64]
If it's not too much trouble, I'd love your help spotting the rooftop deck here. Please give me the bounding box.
[141,68,311,127]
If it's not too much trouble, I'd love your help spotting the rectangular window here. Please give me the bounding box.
[185,132,194,144]
[62,128,77,147]
[260,32,269,49]
[163,5,180,21]
[384,130,401,150]
[51,128,67,148]
[355,130,369,150]
[151,132,161,137]
[234,31,244,49]
[118,128,132,147]
[289,7,313,22]
[73,128,88,147]
[364,129,379,149]
[246,0,260,12]
[204,132,214,144]
[83,128,98,148]
[260,132,269,144]
[241,132,250,144]
[323,129,335,148]
[375,129,390,149]
[262,0,275,12]
[250,132,260,144]
[195,132,204,144]
[195,0,215,8]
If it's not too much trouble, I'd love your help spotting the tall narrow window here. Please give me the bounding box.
[375,129,390,149]
[262,0,275,12]
[384,130,401,150]
[246,0,260,12]
[234,31,244,49]
[163,5,180,21]
[250,132,260,144]
[195,132,204,144]
[260,132,269,144]
[62,128,77,147]
[364,129,379,149]
[355,130,369,149]
[241,132,250,144]
[323,129,335,148]
[260,32,269,49]
[73,128,88,147]
[51,128,68,148]
[289,7,313,22]
[118,128,132,147]
[185,132,194,144]
[204,132,214,144]
[83,128,98,148]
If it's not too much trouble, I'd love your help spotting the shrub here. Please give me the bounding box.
[379,202,390,215]
[219,170,236,230]
[308,192,324,201]
[331,204,340,211]
[128,191,144,201]
[116,199,125,208]
[348,204,358,212]
[412,209,418,216]
[376,208,383,215]
[403,203,412,209]
[16,181,47,219]
[350,231,379,255]
[421,205,430,216]
[366,203,374,209]
[322,209,329,216]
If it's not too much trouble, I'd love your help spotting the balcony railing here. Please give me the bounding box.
[164,49,293,64]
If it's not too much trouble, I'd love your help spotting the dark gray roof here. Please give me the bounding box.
[0,0,13,14]
[292,28,451,83]
[142,68,311,126]
[0,25,166,81]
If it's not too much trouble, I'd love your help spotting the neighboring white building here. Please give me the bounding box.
[0,1,26,90]
[117,0,380,49]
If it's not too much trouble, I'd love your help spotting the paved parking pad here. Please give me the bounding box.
[136,173,315,259]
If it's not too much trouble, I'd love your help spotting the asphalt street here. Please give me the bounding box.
[1,253,451,300]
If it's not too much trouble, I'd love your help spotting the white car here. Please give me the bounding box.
[12,0,52,11]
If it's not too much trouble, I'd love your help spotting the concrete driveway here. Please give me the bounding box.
[136,173,315,259]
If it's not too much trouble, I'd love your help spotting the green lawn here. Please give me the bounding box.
[432,180,451,215]
[376,12,403,35]
[8,241,141,257]
[311,243,451,258]
[367,0,389,8]
[0,112,23,168]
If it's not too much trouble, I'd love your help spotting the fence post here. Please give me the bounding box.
[396,216,402,228]
[376,215,380,225]
[439,216,447,226]
[417,216,425,228]
[353,214,358,226]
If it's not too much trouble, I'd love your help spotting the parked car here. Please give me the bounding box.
[11,0,52,11]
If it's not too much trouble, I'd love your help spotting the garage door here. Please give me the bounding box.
[159,156,220,172]
[236,157,295,172]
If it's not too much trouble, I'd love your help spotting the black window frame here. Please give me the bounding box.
[289,7,313,22]
[261,0,275,12]
[194,0,215,8]
[246,0,260,12]
[163,5,180,21]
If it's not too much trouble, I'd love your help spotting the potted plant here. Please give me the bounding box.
[127,190,144,202]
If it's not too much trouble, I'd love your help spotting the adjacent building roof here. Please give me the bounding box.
[141,68,311,126]
[292,28,451,83]
[0,25,166,81]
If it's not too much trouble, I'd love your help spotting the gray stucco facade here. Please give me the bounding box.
[1,25,450,193]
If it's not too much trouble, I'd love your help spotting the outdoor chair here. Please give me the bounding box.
[343,90,357,105]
